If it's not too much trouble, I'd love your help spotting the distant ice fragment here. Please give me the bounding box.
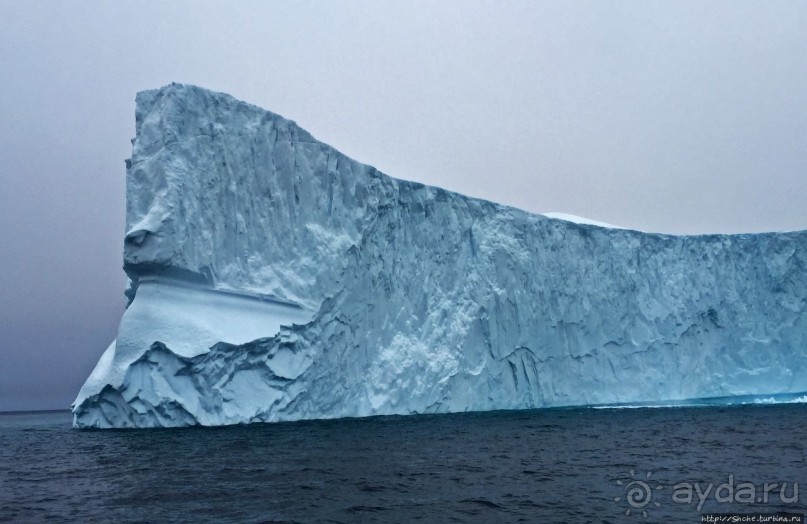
[541,212,625,229]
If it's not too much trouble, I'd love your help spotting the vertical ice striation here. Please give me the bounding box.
[73,84,807,428]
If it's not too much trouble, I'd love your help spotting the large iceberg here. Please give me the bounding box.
[73,84,807,428]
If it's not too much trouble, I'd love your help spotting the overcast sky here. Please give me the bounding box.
[1,1,806,411]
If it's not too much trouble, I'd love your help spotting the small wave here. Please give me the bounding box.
[345,505,389,513]
[591,403,687,410]
[460,498,506,510]
[591,394,807,410]
[753,395,807,405]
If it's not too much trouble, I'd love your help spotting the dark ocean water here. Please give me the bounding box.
[1,405,805,523]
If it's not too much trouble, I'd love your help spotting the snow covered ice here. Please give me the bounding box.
[73,84,807,428]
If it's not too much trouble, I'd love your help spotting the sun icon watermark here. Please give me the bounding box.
[614,470,663,518]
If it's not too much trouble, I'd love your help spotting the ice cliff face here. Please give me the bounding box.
[73,84,807,428]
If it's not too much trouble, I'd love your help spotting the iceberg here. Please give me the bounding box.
[73,84,807,428]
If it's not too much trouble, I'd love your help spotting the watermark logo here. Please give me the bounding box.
[614,470,663,517]
[614,471,800,517]
[672,475,799,511]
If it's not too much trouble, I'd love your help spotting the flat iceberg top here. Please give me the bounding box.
[73,83,807,428]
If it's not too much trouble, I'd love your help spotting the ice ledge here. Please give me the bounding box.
[73,278,313,411]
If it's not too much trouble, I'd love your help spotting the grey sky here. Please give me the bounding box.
[1,1,806,411]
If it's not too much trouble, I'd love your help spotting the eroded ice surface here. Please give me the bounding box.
[74,278,313,419]
[73,84,807,428]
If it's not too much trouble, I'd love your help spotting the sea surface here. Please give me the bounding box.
[1,405,805,523]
